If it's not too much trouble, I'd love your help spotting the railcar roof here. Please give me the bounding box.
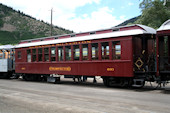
[0,45,14,50]
[157,19,170,31]
[15,24,156,48]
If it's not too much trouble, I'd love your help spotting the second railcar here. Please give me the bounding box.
[157,19,170,81]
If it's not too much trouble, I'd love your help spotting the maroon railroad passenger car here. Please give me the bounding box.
[15,24,156,87]
[157,19,170,81]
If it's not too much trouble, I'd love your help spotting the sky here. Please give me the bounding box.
[0,0,141,33]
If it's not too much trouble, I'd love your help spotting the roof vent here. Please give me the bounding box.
[112,29,119,32]
[71,35,76,37]
[90,32,96,35]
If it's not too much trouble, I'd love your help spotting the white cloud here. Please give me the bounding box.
[128,2,134,6]
[0,0,100,20]
[55,7,125,32]
[120,15,126,20]
[0,0,125,32]
[82,14,88,18]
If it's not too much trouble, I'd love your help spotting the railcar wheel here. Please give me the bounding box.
[103,78,110,87]
[103,77,132,87]
[149,81,161,89]
[13,74,20,79]
[23,74,40,81]
[139,81,145,88]
[103,77,118,87]
[23,74,32,81]
[0,73,10,79]
[120,78,132,87]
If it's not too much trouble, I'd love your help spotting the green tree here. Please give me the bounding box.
[136,0,170,29]
[139,0,153,10]
[0,19,3,27]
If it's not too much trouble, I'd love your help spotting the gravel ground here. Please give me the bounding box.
[0,78,170,113]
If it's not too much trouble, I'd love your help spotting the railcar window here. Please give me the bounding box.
[112,41,121,59]
[82,44,88,60]
[65,46,71,61]
[18,51,21,59]
[92,43,98,60]
[27,50,31,62]
[38,48,42,61]
[58,47,63,61]
[32,49,36,62]
[51,47,56,61]
[102,42,109,60]
[44,48,49,61]
[74,45,80,60]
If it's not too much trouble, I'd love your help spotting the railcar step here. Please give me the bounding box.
[132,84,144,87]
[47,76,60,83]
[132,79,145,88]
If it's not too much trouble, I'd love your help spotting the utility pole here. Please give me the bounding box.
[50,8,53,36]
[163,0,167,5]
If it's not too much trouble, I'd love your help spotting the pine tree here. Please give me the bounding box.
[136,0,170,29]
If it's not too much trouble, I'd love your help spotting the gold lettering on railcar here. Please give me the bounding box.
[49,66,71,71]
[29,41,91,49]
[21,67,26,70]
[107,68,114,71]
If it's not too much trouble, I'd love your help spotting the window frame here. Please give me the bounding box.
[73,45,80,61]
[65,46,72,61]
[101,42,109,60]
[82,44,88,60]
[27,49,31,62]
[44,47,49,62]
[112,41,121,60]
[32,49,37,62]
[38,48,43,62]
[17,51,21,59]
[91,43,98,60]
[58,46,64,61]
[51,47,56,62]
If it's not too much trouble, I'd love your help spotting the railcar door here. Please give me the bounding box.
[133,35,156,76]
[157,35,170,79]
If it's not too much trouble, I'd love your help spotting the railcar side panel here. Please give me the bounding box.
[0,59,8,72]
[15,48,27,63]
[15,61,133,77]
[121,39,133,60]
[15,36,134,78]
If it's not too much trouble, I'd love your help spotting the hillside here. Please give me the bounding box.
[0,3,73,45]
[116,16,140,27]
